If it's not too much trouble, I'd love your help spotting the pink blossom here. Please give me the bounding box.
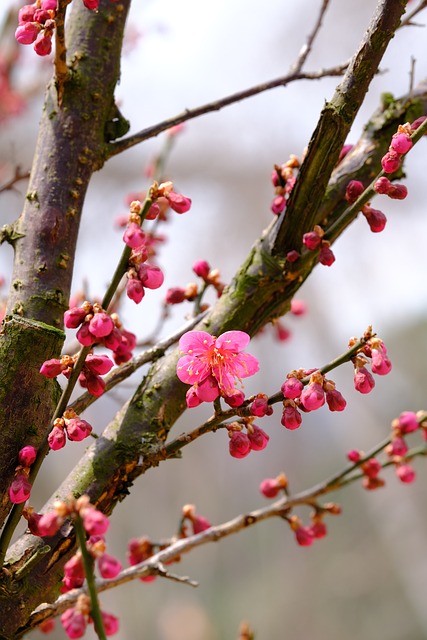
[9,473,31,504]
[82,0,99,9]
[294,525,314,547]
[166,287,186,304]
[362,457,382,478]
[38,511,62,537]
[347,450,361,463]
[300,382,325,411]
[40,358,65,377]
[281,377,303,400]
[290,299,307,316]
[281,404,302,430]
[371,347,392,375]
[193,259,211,279]
[98,553,122,579]
[224,388,245,407]
[387,436,408,457]
[397,411,419,434]
[75,323,97,346]
[101,611,120,636]
[259,478,281,498]
[396,463,416,484]
[64,306,87,328]
[84,353,114,375]
[410,116,427,131]
[123,222,145,249]
[78,370,105,397]
[138,263,164,289]
[319,243,335,266]
[33,31,52,56]
[302,231,321,250]
[18,5,37,23]
[374,176,391,194]
[381,150,401,173]
[89,312,114,338]
[338,144,353,161]
[177,330,259,399]
[345,180,364,203]
[309,520,327,539]
[15,22,40,45]
[190,513,212,534]
[19,445,37,467]
[363,207,387,233]
[126,278,145,303]
[286,250,300,263]
[326,389,347,412]
[390,132,413,154]
[63,554,85,589]
[354,366,375,394]
[41,0,57,9]
[247,425,269,451]
[48,425,66,450]
[271,195,286,215]
[185,387,202,407]
[60,608,87,639]
[166,191,192,213]
[387,183,408,200]
[250,394,273,417]
[229,431,251,459]
[65,418,92,442]
[82,508,109,535]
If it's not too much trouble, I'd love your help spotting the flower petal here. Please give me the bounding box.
[179,331,215,355]
[176,355,210,385]
[215,331,250,352]
[229,352,259,379]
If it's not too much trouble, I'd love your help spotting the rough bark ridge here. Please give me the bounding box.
[0,0,418,637]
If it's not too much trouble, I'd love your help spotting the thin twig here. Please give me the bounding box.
[289,0,331,74]
[107,63,349,158]
[0,167,30,195]
[400,0,427,27]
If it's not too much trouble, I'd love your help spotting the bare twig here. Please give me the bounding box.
[0,167,30,195]
[107,63,349,158]
[400,0,427,27]
[289,0,331,74]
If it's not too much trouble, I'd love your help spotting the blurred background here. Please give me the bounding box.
[1,0,427,638]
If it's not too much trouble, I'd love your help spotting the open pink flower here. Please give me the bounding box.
[176,330,258,403]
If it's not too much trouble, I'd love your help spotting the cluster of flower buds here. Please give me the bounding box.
[227,420,269,459]
[128,536,158,583]
[177,330,259,409]
[181,504,211,535]
[348,410,427,490]
[15,0,56,56]
[165,259,225,306]
[259,472,288,498]
[281,369,346,430]
[381,123,414,174]
[302,225,335,266]
[270,155,299,215]
[286,504,341,547]
[47,408,92,450]
[61,594,119,639]
[350,334,392,394]
[8,445,37,504]
[64,302,136,363]
[40,352,114,396]
[62,534,121,592]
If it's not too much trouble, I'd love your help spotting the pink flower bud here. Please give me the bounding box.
[387,183,408,200]
[381,150,401,173]
[9,473,31,504]
[300,382,325,411]
[281,377,303,400]
[247,425,269,451]
[195,375,220,402]
[390,132,413,154]
[15,22,40,45]
[294,525,314,547]
[193,260,210,279]
[34,31,52,56]
[290,299,306,316]
[63,554,85,587]
[326,388,347,412]
[302,231,321,250]
[48,425,66,450]
[281,404,302,430]
[65,418,92,441]
[271,195,286,215]
[362,457,382,478]
[89,312,114,338]
[64,307,87,328]
[363,207,387,233]
[82,0,99,8]
[410,116,427,132]
[79,371,106,397]
[103,327,122,352]
[18,5,37,23]
[41,0,57,9]
[228,431,251,459]
[38,619,55,633]
[19,445,37,467]
[319,243,335,266]
[145,202,160,220]
[354,366,375,394]
[397,411,419,434]
[286,250,300,263]
[40,358,64,378]
[396,463,416,484]
[345,180,364,203]
[309,520,327,539]
[138,263,164,289]
[224,389,245,407]
[338,144,353,161]
[259,478,281,498]
[371,347,392,375]
[98,553,122,579]
[82,508,109,535]
[38,511,62,537]
[166,191,192,213]
[374,176,391,194]
[347,450,361,463]
[60,608,87,639]
[123,222,145,249]
[76,322,97,346]
[126,278,145,304]
[101,611,120,636]
[186,386,202,408]
[84,353,114,375]
[165,287,186,304]
[250,394,273,417]
[388,436,408,457]
[191,514,211,534]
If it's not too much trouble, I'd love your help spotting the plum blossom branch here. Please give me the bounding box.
[28,432,427,627]
[107,62,349,157]
[289,0,331,74]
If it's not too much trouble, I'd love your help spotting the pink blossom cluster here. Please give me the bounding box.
[176,330,259,408]
[347,410,426,490]
[47,408,92,450]
[302,225,335,266]
[281,369,346,431]
[64,301,136,364]
[128,536,158,583]
[381,123,414,174]
[286,503,341,547]
[344,177,407,235]
[8,445,37,504]
[270,155,299,215]
[15,0,56,56]
[165,259,225,306]
[61,595,119,639]
[181,504,212,535]
[62,534,121,593]
[351,336,392,394]
[40,352,114,396]
[227,421,269,459]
